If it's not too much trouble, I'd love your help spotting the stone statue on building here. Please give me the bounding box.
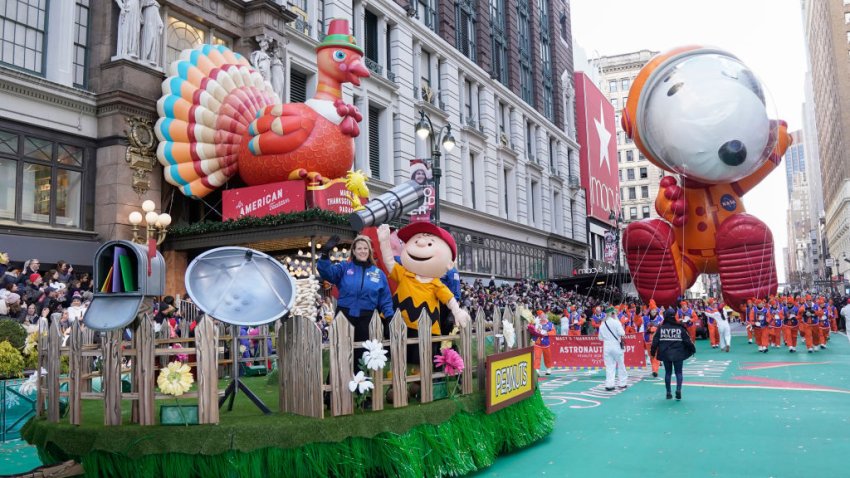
[251,36,285,101]
[140,0,163,66]
[115,0,141,58]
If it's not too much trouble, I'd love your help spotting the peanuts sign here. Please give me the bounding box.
[486,347,535,414]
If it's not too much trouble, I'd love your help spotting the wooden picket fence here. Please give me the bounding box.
[36,302,530,425]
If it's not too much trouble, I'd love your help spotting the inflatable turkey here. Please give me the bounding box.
[156,19,370,199]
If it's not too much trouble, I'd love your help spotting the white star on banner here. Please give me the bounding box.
[594,101,612,173]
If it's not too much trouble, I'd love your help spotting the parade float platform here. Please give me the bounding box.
[21,377,553,478]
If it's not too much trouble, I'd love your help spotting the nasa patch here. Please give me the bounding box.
[720,194,737,212]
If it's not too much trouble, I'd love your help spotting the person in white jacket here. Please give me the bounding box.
[708,304,731,352]
[599,306,628,391]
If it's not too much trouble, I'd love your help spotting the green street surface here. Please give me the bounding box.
[473,332,850,478]
[3,332,848,477]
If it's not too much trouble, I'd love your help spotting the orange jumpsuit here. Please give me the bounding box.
[797,301,820,351]
[767,306,784,347]
[782,306,799,351]
[566,311,584,336]
[643,312,662,375]
[529,321,556,372]
[677,306,698,343]
[707,312,719,347]
[820,306,833,346]
[743,302,754,343]
[749,305,770,350]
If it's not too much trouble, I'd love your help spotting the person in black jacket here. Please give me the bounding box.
[650,309,696,400]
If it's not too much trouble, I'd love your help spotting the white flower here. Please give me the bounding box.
[502,320,516,348]
[361,339,388,371]
[23,332,37,356]
[348,371,374,394]
[156,361,194,397]
[18,369,44,397]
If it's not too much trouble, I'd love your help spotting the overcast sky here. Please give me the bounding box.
[571,0,809,282]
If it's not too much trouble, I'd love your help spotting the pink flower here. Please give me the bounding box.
[433,348,464,376]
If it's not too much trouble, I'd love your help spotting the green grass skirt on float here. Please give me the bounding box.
[22,381,553,478]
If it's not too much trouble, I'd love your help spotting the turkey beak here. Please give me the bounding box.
[347,59,370,86]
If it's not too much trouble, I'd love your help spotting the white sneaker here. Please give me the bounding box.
[820,344,827,350]
[545,370,552,375]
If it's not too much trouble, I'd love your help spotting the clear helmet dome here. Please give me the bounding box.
[637,48,779,184]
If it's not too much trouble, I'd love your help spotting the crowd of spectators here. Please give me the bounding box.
[0,253,95,337]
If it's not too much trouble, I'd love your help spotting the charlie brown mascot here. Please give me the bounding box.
[376,223,470,369]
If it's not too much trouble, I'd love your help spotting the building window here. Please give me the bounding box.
[630,207,638,220]
[619,188,624,200]
[490,0,508,84]
[73,1,90,88]
[549,138,557,172]
[518,0,533,104]
[469,152,477,209]
[526,122,535,162]
[611,98,618,109]
[368,105,381,179]
[641,185,649,198]
[639,167,647,179]
[530,180,539,225]
[559,13,568,42]
[627,169,635,181]
[166,16,205,66]
[0,125,91,228]
[289,69,308,103]
[538,0,553,120]
[364,10,380,75]
[642,205,650,218]
[626,150,634,162]
[618,131,624,145]
[609,80,618,93]
[0,0,48,74]
[456,0,476,61]
[463,79,473,121]
[628,187,636,200]
[618,169,623,181]
[418,0,438,33]
[621,78,630,91]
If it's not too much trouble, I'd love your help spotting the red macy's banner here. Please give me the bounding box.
[550,335,646,368]
[574,71,620,225]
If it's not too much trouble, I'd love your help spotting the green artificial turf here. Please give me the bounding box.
[22,379,553,478]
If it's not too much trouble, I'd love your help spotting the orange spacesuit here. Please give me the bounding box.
[619,46,791,312]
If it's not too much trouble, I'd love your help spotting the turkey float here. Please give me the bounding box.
[155,19,369,199]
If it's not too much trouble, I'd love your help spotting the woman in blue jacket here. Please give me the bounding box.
[317,235,394,369]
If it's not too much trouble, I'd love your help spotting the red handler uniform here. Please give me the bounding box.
[829,300,839,332]
[798,298,820,353]
[589,308,605,336]
[767,302,784,348]
[750,302,770,352]
[621,309,639,334]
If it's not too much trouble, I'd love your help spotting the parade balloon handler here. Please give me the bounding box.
[317,234,394,372]
[376,223,470,385]
[598,306,628,391]
[524,309,555,376]
[651,309,696,400]
[642,300,663,376]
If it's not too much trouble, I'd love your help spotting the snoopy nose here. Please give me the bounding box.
[718,140,747,166]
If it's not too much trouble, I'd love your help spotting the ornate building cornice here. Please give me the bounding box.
[0,66,97,115]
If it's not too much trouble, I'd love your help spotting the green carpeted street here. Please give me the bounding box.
[474,332,850,477]
[4,331,849,477]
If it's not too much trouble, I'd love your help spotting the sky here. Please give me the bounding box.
[570,0,809,283]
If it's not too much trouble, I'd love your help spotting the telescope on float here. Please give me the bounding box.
[348,180,426,231]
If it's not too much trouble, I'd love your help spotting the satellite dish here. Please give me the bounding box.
[185,247,297,326]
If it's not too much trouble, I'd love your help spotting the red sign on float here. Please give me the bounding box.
[575,71,620,225]
[222,181,306,221]
[550,334,646,368]
[307,178,357,214]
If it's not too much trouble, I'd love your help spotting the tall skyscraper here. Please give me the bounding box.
[803,0,850,264]
[784,130,806,199]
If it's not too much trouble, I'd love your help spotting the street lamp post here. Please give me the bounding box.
[127,200,171,246]
[415,109,456,226]
[608,209,623,298]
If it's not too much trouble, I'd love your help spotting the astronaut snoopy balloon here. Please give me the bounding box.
[621,47,791,310]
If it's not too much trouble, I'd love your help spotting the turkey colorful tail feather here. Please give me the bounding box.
[155,45,280,199]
